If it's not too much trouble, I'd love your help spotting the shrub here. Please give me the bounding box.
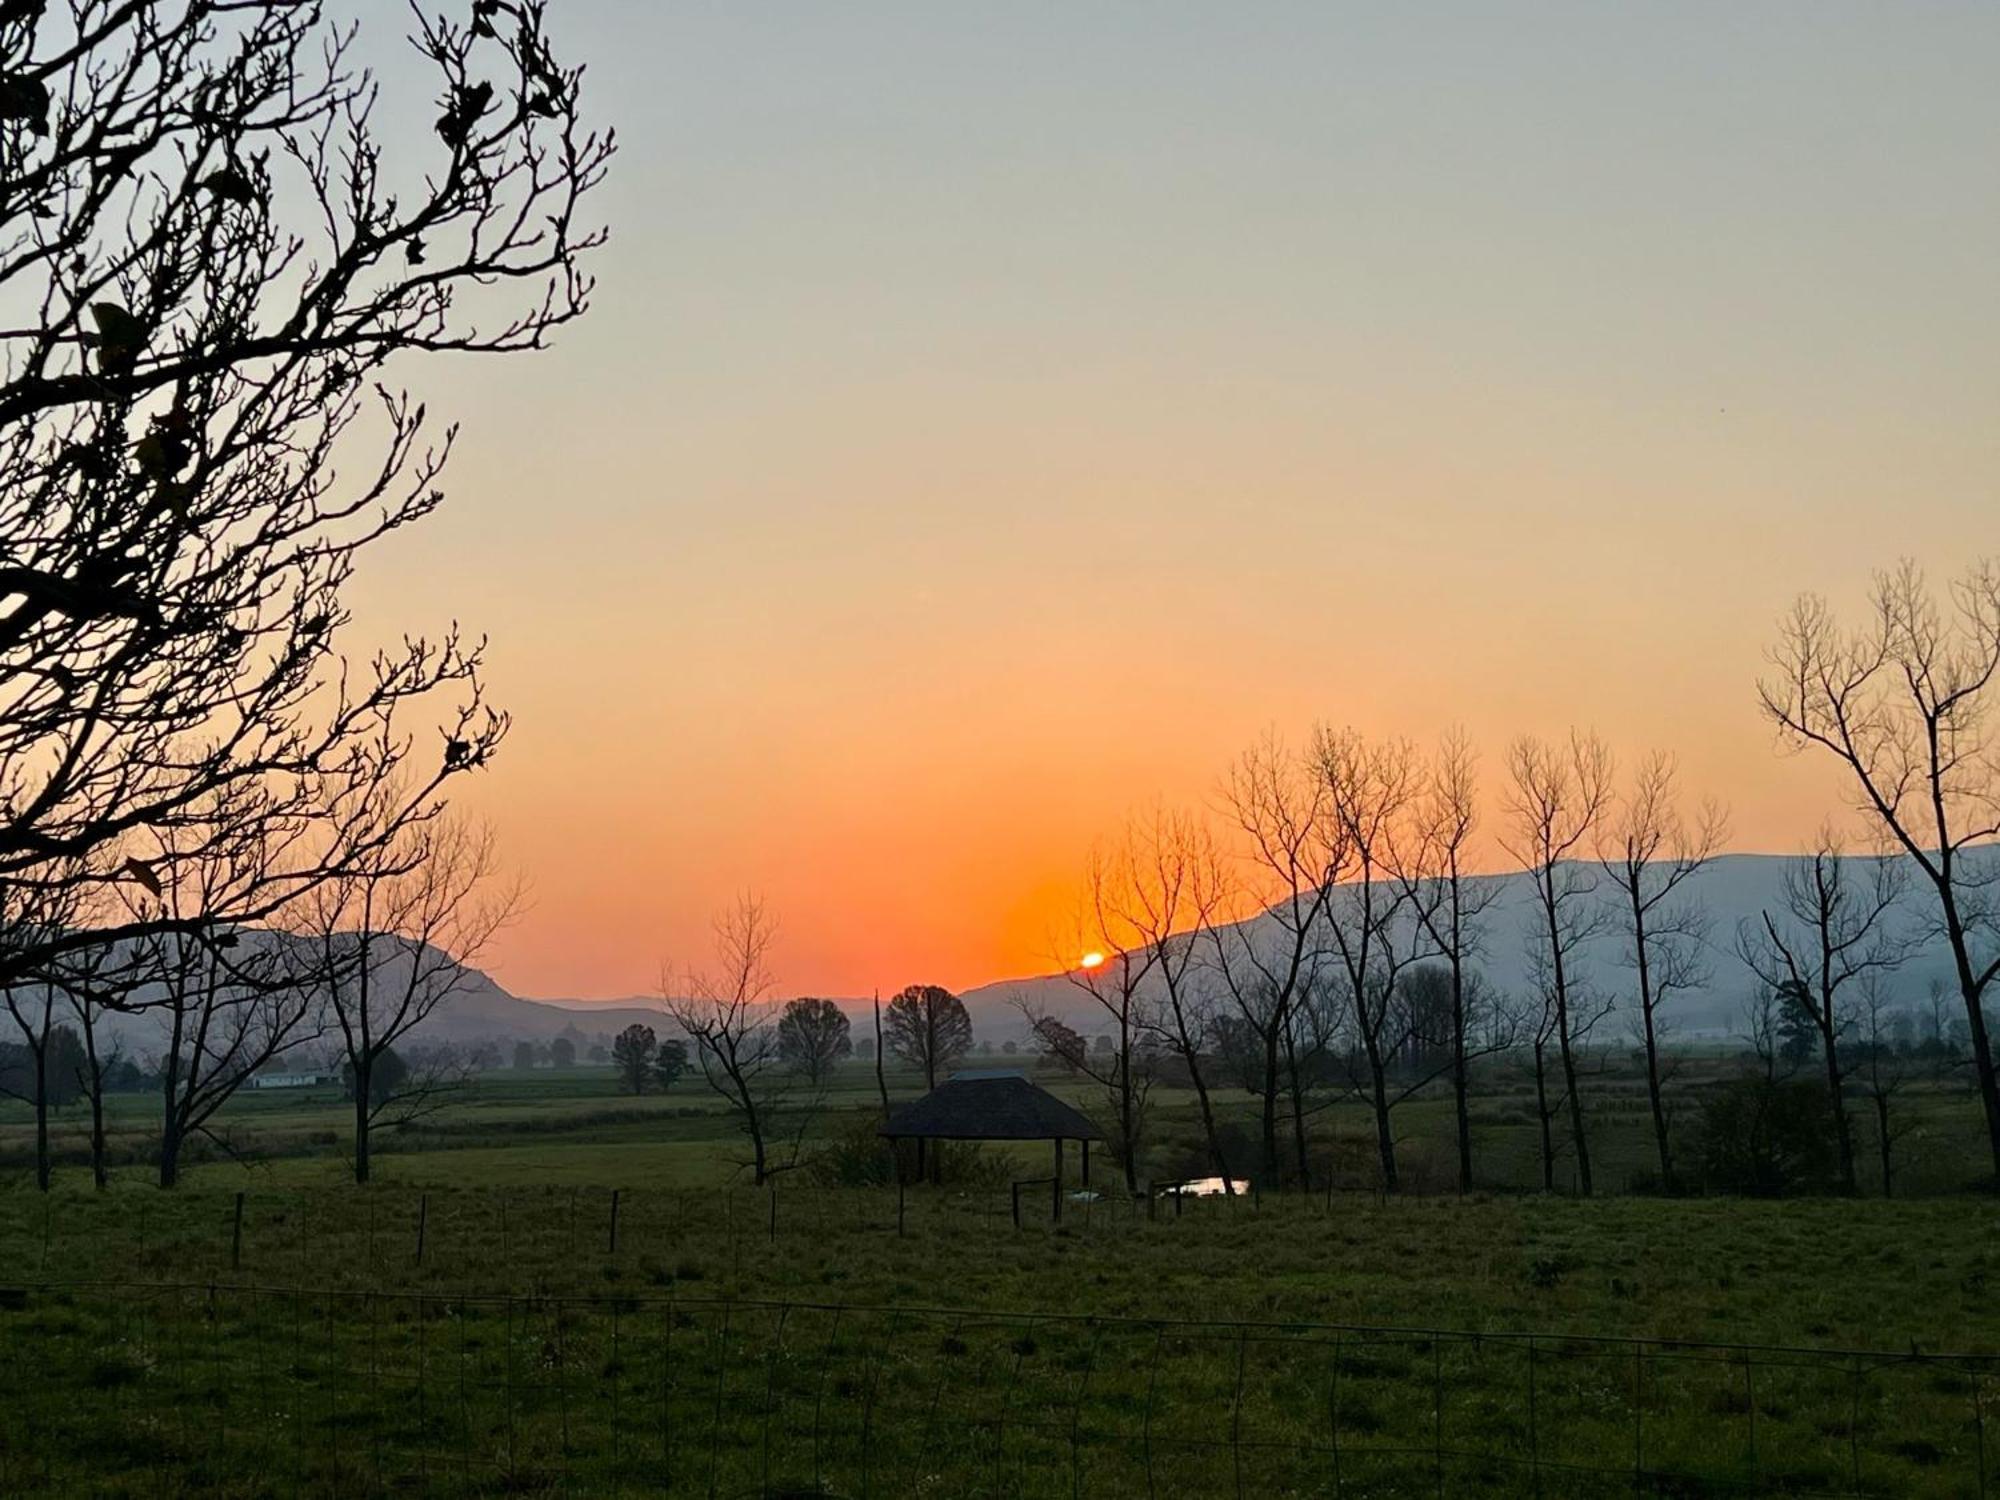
[807,1113,897,1187]
[1693,1073,1840,1197]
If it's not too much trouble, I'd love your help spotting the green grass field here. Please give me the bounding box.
[0,1060,1995,1494]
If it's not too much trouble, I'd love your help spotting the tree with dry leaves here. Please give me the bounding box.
[882,983,972,1092]
[0,2,609,1010]
[776,997,852,1088]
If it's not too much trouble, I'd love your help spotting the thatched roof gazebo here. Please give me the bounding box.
[881,1070,1104,1199]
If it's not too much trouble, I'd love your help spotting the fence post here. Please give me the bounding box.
[1743,1350,1758,1484]
[1070,1321,1104,1500]
[230,1191,245,1271]
[1329,1332,1344,1497]
[1632,1343,1645,1486]
[1012,1182,1021,1231]
[607,1188,621,1256]
[1848,1356,1863,1493]
[1527,1336,1539,1487]
[415,1193,428,1265]
[1432,1338,1444,1496]
[1975,1370,1989,1500]
[1229,1325,1248,1499]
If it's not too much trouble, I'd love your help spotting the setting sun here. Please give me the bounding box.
[1079,951,1105,970]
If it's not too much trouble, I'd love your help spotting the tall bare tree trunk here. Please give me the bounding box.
[1822,1041,1856,1196]
[1544,899,1593,1196]
[1189,1063,1232,1188]
[1259,1021,1282,1186]
[354,1058,373,1186]
[1944,908,2000,1183]
[873,994,890,1119]
[1872,1094,1893,1198]
[1367,1050,1397,1193]
[1282,1026,1312,1192]
[32,1043,49,1193]
[77,1018,107,1190]
[1449,963,1472,1192]
[1532,1040,1556,1193]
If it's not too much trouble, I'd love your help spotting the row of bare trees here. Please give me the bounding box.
[1032,555,2000,1197]
[658,894,985,1186]
[1024,728,1540,1197]
[0,805,513,1188]
[662,557,1997,1202]
[0,1,609,1184]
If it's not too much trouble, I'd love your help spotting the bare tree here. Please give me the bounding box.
[882,984,972,1091]
[1316,727,1423,1192]
[1737,831,1909,1195]
[0,1,609,1007]
[1209,733,1337,1186]
[1599,750,1727,1192]
[776,997,852,1088]
[665,897,799,1187]
[1739,985,1789,1084]
[871,991,890,1117]
[1502,732,1615,1195]
[1760,561,2000,1182]
[129,810,325,1186]
[301,807,510,1183]
[1386,727,1504,1192]
[1119,806,1236,1192]
[0,969,65,1190]
[55,932,121,1188]
[1851,975,1920,1197]
[1020,843,1165,1192]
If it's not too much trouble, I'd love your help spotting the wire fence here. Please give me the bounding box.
[0,1177,1346,1290]
[0,1277,1994,1496]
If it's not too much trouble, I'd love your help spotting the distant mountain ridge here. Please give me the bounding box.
[49,849,1992,1064]
[962,850,1996,1043]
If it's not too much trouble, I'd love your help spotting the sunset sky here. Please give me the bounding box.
[350,3,1999,1001]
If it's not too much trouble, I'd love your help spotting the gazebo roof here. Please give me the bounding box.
[880,1071,1104,1142]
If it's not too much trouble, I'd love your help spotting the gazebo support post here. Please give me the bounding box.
[1052,1137,1063,1222]
[1081,1138,1090,1187]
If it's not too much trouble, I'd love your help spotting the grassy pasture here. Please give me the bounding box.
[1,1052,1987,1197]
[0,1060,1995,1494]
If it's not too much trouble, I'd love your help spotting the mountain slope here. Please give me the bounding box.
[963,850,1991,1042]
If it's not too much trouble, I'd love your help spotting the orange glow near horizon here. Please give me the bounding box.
[339,2,1996,1005]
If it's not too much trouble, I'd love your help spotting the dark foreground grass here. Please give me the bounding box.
[0,1184,1997,1495]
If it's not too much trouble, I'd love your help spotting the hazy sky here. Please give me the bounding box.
[349,3,2000,1000]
